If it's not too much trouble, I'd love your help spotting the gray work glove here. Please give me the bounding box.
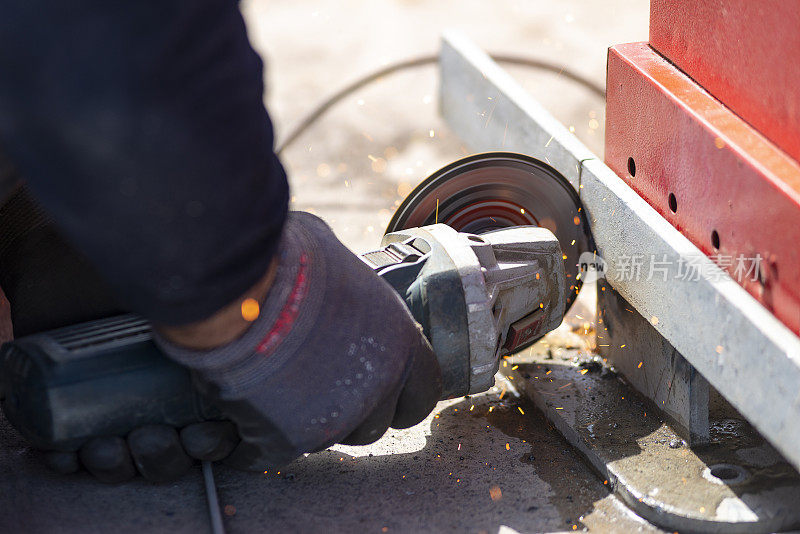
[158,212,443,470]
[0,186,236,483]
[31,211,440,483]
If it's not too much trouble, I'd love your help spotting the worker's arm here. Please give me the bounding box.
[0,1,441,481]
[0,0,288,325]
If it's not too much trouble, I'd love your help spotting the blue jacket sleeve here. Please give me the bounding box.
[0,1,289,324]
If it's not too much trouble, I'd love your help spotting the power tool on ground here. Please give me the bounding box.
[0,153,592,451]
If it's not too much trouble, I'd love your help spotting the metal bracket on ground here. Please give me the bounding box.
[597,279,710,445]
[502,349,800,533]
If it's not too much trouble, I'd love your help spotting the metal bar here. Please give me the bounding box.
[503,353,800,534]
[439,30,800,471]
[598,280,710,445]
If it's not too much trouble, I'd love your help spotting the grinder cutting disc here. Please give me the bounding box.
[387,152,594,312]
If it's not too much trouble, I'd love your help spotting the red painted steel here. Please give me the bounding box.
[649,0,800,163]
[605,42,800,334]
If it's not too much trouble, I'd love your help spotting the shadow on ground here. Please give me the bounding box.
[211,394,611,534]
[1,392,615,533]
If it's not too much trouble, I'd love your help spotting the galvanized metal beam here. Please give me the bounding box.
[439,30,800,471]
[597,280,710,445]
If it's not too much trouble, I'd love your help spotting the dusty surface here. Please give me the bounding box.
[505,336,800,532]
[212,392,660,534]
[248,0,648,253]
[1,386,659,534]
[1,1,657,532]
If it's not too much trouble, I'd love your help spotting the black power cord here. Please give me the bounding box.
[276,53,605,155]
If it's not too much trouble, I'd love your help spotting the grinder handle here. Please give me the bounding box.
[0,244,431,451]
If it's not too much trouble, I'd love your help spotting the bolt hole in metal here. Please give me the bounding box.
[627,156,636,177]
[703,463,749,485]
[668,193,678,213]
[711,229,720,250]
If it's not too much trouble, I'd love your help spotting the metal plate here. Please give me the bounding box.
[386,152,593,311]
[503,348,800,534]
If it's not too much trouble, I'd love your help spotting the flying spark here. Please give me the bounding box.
[241,298,260,322]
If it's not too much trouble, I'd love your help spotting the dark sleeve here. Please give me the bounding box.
[0,0,289,325]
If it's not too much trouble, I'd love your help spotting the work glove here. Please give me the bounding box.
[0,185,204,483]
[8,211,441,482]
[157,212,443,470]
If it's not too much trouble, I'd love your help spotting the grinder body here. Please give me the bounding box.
[1,223,565,451]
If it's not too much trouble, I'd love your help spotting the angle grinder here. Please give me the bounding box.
[1,152,592,451]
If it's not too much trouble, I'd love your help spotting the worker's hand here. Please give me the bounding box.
[40,421,240,483]
[29,212,439,484]
[157,212,442,471]
[0,186,238,483]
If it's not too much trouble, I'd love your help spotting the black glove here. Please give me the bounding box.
[8,210,441,482]
[0,186,245,483]
[158,212,442,470]
[41,421,240,484]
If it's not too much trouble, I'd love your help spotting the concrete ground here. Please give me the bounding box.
[1,378,659,533]
[1,0,661,532]
[250,0,648,254]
